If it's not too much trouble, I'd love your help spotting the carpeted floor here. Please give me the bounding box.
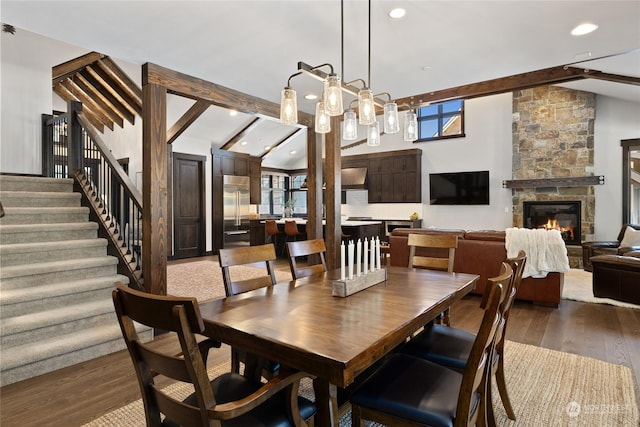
[83,341,639,426]
[167,259,292,301]
[561,268,639,309]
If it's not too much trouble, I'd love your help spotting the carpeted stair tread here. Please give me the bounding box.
[0,256,118,280]
[0,176,74,192]
[0,238,108,265]
[0,190,81,207]
[0,206,89,225]
[0,322,150,371]
[1,299,117,339]
[0,222,99,243]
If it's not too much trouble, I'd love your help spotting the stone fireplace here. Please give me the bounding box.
[511,86,596,268]
[523,201,581,246]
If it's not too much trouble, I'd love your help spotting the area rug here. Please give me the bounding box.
[83,341,639,426]
[167,260,292,301]
[561,268,639,309]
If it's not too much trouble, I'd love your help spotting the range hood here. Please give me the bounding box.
[341,167,368,190]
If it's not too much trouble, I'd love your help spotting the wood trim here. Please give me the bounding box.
[502,176,605,188]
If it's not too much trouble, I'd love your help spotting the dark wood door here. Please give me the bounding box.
[173,153,206,259]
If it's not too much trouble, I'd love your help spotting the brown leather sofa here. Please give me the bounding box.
[389,228,564,307]
[581,224,640,272]
[590,250,640,305]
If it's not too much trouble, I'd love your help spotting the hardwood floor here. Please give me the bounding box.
[1,259,639,426]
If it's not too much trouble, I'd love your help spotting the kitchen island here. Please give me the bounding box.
[250,218,383,247]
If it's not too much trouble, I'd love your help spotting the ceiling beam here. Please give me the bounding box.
[52,51,104,84]
[167,100,210,144]
[73,73,125,127]
[260,128,302,158]
[220,117,262,150]
[143,62,314,128]
[584,71,640,86]
[96,58,143,112]
[86,65,138,123]
[394,65,601,107]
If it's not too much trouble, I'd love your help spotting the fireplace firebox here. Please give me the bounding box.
[522,201,581,245]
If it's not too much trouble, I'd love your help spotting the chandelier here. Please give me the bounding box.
[279,0,418,145]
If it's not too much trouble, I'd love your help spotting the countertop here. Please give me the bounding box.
[265,219,382,226]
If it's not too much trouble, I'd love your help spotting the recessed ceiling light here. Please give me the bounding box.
[240,141,248,146]
[304,94,318,100]
[388,8,406,19]
[571,23,598,36]
[264,145,271,151]
[421,65,432,71]
[290,150,297,155]
[229,110,238,116]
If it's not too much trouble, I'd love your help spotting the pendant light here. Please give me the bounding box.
[324,74,344,116]
[358,0,377,126]
[280,87,298,125]
[404,109,418,141]
[343,109,358,140]
[383,101,399,134]
[315,99,331,133]
[367,121,380,146]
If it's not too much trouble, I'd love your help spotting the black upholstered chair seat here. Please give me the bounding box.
[163,371,316,427]
[402,324,475,371]
[350,353,479,427]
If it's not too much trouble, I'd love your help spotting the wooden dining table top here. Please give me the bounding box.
[198,266,479,388]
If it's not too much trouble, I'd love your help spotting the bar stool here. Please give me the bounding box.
[265,220,283,253]
[284,221,305,255]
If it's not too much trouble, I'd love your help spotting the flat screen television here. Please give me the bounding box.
[429,171,490,205]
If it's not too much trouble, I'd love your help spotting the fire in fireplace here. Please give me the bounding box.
[522,201,582,245]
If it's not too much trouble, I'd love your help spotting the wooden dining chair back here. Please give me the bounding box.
[349,279,505,427]
[218,243,278,297]
[112,282,316,427]
[407,233,459,325]
[407,233,458,272]
[287,239,328,279]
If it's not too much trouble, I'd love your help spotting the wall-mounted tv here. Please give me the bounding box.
[429,171,490,205]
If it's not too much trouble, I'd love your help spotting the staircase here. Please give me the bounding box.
[0,175,151,386]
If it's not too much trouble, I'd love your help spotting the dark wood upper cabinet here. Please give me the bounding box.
[342,149,422,203]
[212,149,261,204]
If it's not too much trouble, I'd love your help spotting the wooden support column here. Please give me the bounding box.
[306,128,322,242]
[325,116,342,270]
[142,68,168,295]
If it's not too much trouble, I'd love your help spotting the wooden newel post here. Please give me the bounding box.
[66,100,84,177]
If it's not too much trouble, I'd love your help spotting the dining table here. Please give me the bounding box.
[198,266,479,427]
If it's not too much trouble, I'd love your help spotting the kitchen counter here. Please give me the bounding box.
[269,219,382,227]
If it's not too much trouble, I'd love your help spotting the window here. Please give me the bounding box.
[289,175,307,215]
[417,99,465,142]
[258,174,285,215]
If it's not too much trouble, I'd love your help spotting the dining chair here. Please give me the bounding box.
[349,278,504,427]
[218,243,279,378]
[407,232,459,325]
[112,282,316,427]
[286,238,328,279]
[400,257,523,427]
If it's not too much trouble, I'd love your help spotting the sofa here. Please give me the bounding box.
[581,224,640,272]
[590,250,640,305]
[389,228,564,307]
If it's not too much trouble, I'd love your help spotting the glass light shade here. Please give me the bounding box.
[366,121,380,146]
[404,111,418,141]
[358,88,376,125]
[383,102,400,134]
[280,87,298,125]
[342,110,358,140]
[324,75,344,116]
[315,100,331,134]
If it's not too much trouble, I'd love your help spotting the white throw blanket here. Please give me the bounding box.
[505,227,570,278]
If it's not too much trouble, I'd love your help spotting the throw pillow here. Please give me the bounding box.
[619,226,640,247]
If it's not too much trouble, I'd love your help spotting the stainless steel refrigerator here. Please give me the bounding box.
[223,175,251,248]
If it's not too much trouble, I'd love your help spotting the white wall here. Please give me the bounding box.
[593,95,640,240]
[1,28,87,173]
[343,93,514,231]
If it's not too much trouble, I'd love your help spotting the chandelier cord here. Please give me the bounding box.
[367,0,371,88]
[341,0,344,80]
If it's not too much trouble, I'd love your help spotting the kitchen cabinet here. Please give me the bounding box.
[359,149,421,203]
[212,149,261,204]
